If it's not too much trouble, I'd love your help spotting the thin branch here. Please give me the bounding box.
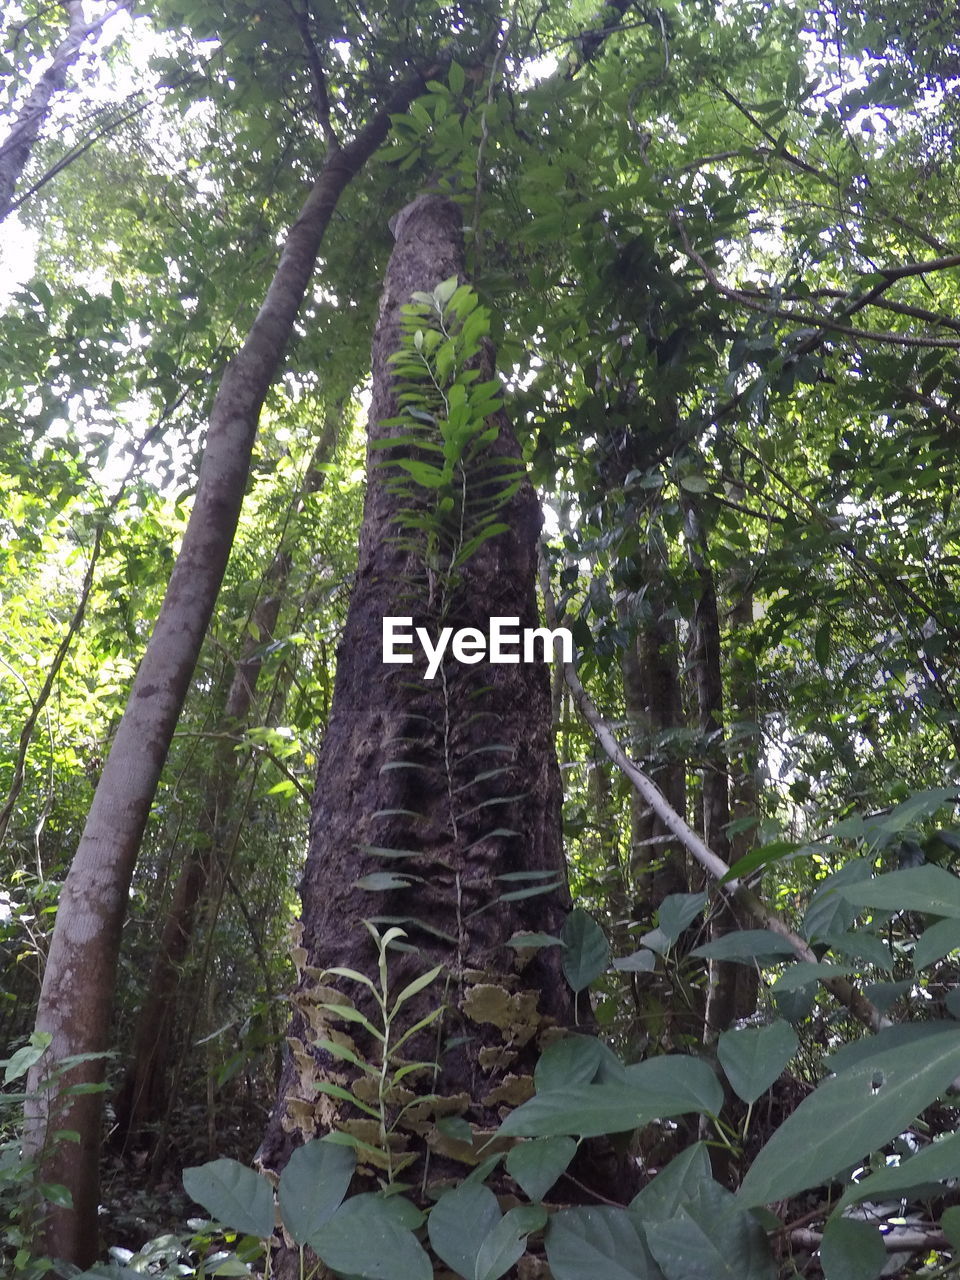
[286,0,340,152]
[539,549,887,1034]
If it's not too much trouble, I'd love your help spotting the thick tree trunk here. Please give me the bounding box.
[261,197,588,1266]
[0,1,125,223]
[24,72,431,1268]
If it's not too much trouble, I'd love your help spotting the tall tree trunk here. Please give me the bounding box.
[0,0,127,223]
[261,196,594,1272]
[24,71,434,1268]
[682,500,738,1041]
[114,433,333,1158]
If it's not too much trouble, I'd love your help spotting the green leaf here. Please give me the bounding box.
[629,1144,712,1223]
[814,621,831,668]
[277,1139,355,1245]
[37,1181,73,1208]
[613,949,656,973]
[942,1205,960,1248]
[679,474,711,493]
[824,1022,958,1075]
[313,1194,431,1280]
[475,1205,548,1280]
[738,1030,960,1208]
[182,1159,274,1239]
[427,1181,501,1279]
[657,892,707,943]
[690,930,797,964]
[3,1032,52,1084]
[645,1181,776,1280]
[505,1136,577,1201]
[353,872,417,891]
[534,1035,611,1092]
[914,917,960,969]
[545,1206,660,1279]
[506,932,565,950]
[835,1128,960,1212]
[840,865,960,918]
[561,909,610,992]
[717,1021,798,1104]
[819,1217,885,1280]
[772,961,854,992]
[621,1056,724,1117]
[391,964,443,1015]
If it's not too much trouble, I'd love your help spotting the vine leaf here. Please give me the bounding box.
[182,1158,274,1239]
[561,908,610,992]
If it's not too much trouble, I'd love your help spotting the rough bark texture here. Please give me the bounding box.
[261,197,587,1266]
[24,72,430,1267]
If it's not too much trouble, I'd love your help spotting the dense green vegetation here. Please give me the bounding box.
[2,0,960,1276]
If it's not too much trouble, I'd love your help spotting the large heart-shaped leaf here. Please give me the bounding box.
[475,1205,547,1280]
[820,1217,885,1280]
[629,1144,712,1224]
[277,1138,355,1245]
[840,865,960,919]
[427,1181,501,1278]
[312,1194,431,1280]
[561,909,610,992]
[182,1159,274,1239]
[545,1206,661,1280]
[505,1136,577,1201]
[645,1180,776,1280]
[717,1021,798,1104]
[739,1030,960,1208]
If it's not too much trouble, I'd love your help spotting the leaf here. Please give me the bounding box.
[840,865,960,919]
[2,1032,52,1084]
[679,474,711,493]
[814,621,831,668]
[819,1217,885,1280]
[427,1181,501,1279]
[534,1035,611,1092]
[690,930,798,964]
[656,892,707,943]
[505,1136,577,1201]
[645,1181,776,1280]
[771,961,854,992]
[277,1139,355,1245]
[914,917,960,970]
[738,1030,960,1208]
[312,1194,432,1280]
[629,1144,712,1223]
[824,1021,958,1075]
[545,1206,660,1280]
[506,932,565,950]
[182,1159,274,1239]
[561,909,610,992]
[613,949,656,973]
[621,1056,724,1117]
[353,872,417,891]
[475,1205,548,1280]
[835,1128,960,1212]
[391,964,443,1015]
[717,1021,798,1104]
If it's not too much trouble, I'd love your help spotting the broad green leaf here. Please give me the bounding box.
[506,932,565,950]
[824,1021,958,1075]
[182,1159,274,1239]
[629,1144,712,1223]
[3,1032,52,1084]
[505,1136,577,1201]
[277,1139,355,1245]
[690,930,797,964]
[942,1205,960,1248]
[428,1181,501,1279]
[613,949,656,973]
[475,1205,547,1280]
[645,1180,776,1280]
[840,865,960,919]
[533,1035,611,1092]
[656,892,707,943]
[739,1030,960,1207]
[836,1128,960,1211]
[545,1206,660,1279]
[622,1056,724,1117]
[803,860,871,940]
[914,917,960,970]
[824,930,892,972]
[313,1194,431,1280]
[819,1217,885,1280]
[717,1022,798,1104]
[561,909,610,992]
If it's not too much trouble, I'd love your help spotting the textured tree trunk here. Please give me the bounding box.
[0,0,126,223]
[24,71,432,1267]
[261,196,591,1270]
[114,435,333,1159]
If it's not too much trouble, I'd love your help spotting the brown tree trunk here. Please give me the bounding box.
[261,197,590,1268]
[114,434,333,1158]
[24,70,434,1268]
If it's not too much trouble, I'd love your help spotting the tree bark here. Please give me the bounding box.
[261,196,591,1269]
[24,70,433,1268]
[0,1,126,223]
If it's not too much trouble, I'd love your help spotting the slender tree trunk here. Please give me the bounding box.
[261,196,604,1274]
[24,71,433,1267]
[114,434,333,1157]
[0,0,127,223]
